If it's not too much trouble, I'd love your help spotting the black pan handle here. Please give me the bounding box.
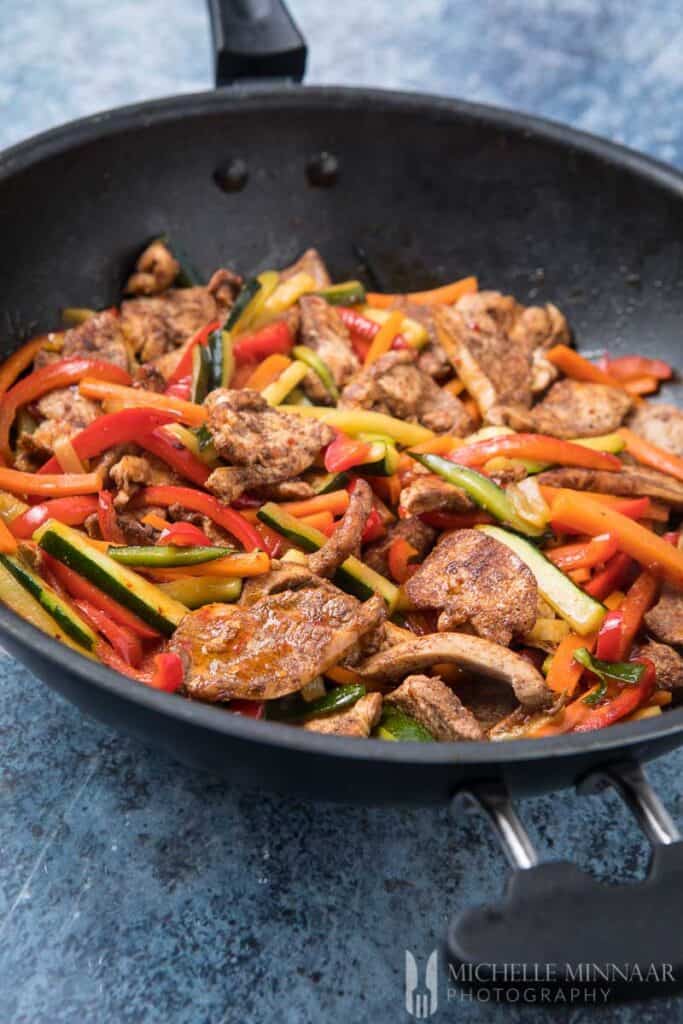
[447,763,683,999]
[207,0,307,86]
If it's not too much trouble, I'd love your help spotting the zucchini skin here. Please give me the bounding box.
[266,684,366,723]
[35,521,186,636]
[292,345,339,401]
[315,281,366,306]
[108,545,234,568]
[191,344,211,404]
[224,279,262,331]
[376,707,434,742]
[306,471,350,495]
[0,553,97,650]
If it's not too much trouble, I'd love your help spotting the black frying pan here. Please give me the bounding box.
[1,0,683,990]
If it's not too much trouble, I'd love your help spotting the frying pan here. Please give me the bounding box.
[1,0,683,991]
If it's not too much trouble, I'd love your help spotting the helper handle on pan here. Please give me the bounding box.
[447,763,683,998]
[208,0,307,86]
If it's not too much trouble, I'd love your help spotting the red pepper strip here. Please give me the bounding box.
[165,319,220,387]
[75,599,143,667]
[613,571,659,660]
[44,553,161,640]
[97,490,127,543]
[9,495,99,539]
[387,537,420,584]
[361,506,385,544]
[229,699,265,719]
[573,658,656,732]
[337,307,379,340]
[232,320,293,364]
[584,551,634,600]
[325,433,374,473]
[448,433,622,472]
[158,521,214,547]
[0,335,49,395]
[547,533,619,571]
[595,610,624,661]
[0,358,132,462]
[39,409,177,473]
[602,355,673,382]
[164,378,192,401]
[419,510,494,530]
[138,429,210,487]
[134,485,262,552]
[147,652,184,692]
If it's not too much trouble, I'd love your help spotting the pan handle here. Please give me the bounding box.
[447,763,683,999]
[207,0,307,86]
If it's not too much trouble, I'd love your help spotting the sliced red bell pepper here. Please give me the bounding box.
[547,533,618,572]
[337,307,380,341]
[147,652,184,692]
[164,378,192,401]
[165,319,220,387]
[39,408,177,473]
[138,429,210,487]
[98,490,126,544]
[44,553,161,639]
[572,658,656,732]
[449,433,622,472]
[229,699,265,719]
[387,537,420,583]
[254,521,285,558]
[158,521,214,547]
[612,571,659,660]
[232,320,293,364]
[9,495,99,539]
[584,551,634,600]
[600,354,673,382]
[325,433,374,473]
[361,506,385,544]
[0,358,132,461]
[595,610,624,661]
[75,599,143,667]
[134,485,262,551]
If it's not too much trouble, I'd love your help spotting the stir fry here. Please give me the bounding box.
[0,240,681,742]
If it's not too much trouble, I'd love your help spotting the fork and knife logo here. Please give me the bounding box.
[405,949,439,1018]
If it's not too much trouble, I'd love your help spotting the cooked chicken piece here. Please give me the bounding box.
[387,300,451,380]
[251,479,315,502]
[636,641,683,691]
[309,479,373,578]
[124,240,180,295]
[645,588,683,646]
[114,512,158,545]
[432,292,570,413]
[204,388,334,503]
[121,279,234,363]
[385,674,483,741]
[132,363,167,392]
[536,464,683,509]
[364,517,436,577]
[404,530,538,645]
[299,296,359,402]
[492,380,632,439]
[207,267,244,308]
[358,633,552,709]
[19,388,99,459]
[33,310,130,371]
[280,247,331,287]
[399,475,475,517]
[169,585,386,702]
[304,692,383,737]
[340,349,473,435]
[454,678,520,733]
[240,562,319,607]
[628,404,683,457]
[109,453,177,508]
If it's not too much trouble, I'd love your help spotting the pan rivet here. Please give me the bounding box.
[214,159,249,192]
[306,152,339,187]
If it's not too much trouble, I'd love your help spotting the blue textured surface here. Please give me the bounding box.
[1,2,682,1021]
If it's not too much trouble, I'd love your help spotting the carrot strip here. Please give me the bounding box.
[271,490,350,519]
[568,567,591,584]
[140,512,170,531]
[615,571,659,659]
[546,344,624,388]
[298,510,335,536]
[245,354,292,391]
[623,376,659,396]
[364,311,404,365]
[0,466,103,497]
[550,491,683,588]
[539,486,660,520]
[546,632,597,696]
[0,336,50,395]
[0,517,18,554]
[142,551,271,579]
[79,379,206,427]
[366,275,477,308]
[408,435,463,456]
[451,433,622,473]
[618,427,683,484]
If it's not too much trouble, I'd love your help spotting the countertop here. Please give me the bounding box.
[1,2,682,1021]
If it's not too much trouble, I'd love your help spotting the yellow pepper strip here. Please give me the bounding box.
[262,272,316,316]
[570,432,626,454]
[162,423,219,466]
[364,310,404,366]
[231,271,280,335]
[246,353,292,390]
[262,361,309,405]
[279,406,433,447]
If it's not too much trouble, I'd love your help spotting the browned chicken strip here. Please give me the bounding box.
[399,475,475,517]
[299,295,359,401]
[628,403,683,457]
[536,463,683,509]
[645,588,683,646]
[124,239,180,295]
[491,379,632,439]
[385,674,483,741]
[304,693,383,737]
[364,517,436,577]
[636,641,683,691]
[308,478,373,578]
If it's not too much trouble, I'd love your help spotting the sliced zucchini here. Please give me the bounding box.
[191,343,212,404]
[157,576,242,608]
[355,441,400,477]
[292,345,339,402]
[257,502,399,610]
[208,327,235,389]
[315,281,366,306]
[477,524,606,635]
[195,424,214,451]
[266,683,366,723]
[224,278,262,332]
[305,470,350,495]
[0,558,95,657]
[34,520,187,636]
[375,707,434,742]
[108,545,234,568]
[157,234,202,287]
[0,553,98,650]
[0,491,29,524]
[232,271,279,335]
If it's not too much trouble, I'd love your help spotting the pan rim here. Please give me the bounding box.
[1,83,682,767]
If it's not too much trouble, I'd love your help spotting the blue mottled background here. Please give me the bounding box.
[1,2,682,1021]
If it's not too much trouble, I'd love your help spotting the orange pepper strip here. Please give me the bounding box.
[387,537,420,584]
[546,632,597,696]
[142,551,271,580]
[408,435,463,456]
[0,336,49,395]
[79,379,206,427]
[615,571,659,659]
[531,684,601,736]
[547,533,618,571]
[370,474,402,508]
[298,510,335,536]
[0,466,103,496]
[539,486,664,520]
[364,310,404,365]
[140,512,170,531]
[443,379,465,396]
[270,490,350,519]
[568,567,591,584]
[551,491,683,589]
[618,427,683,485]
[365,275,478,308]
[450,433,622,472]
[623,376,659,396]
[245,354,292,391]
[545,344,624,389]
[0,517,18,554]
